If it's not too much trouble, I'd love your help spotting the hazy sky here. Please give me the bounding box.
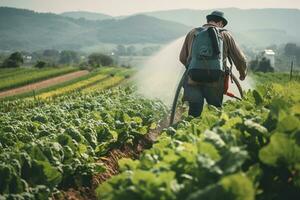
[0,0,299,16]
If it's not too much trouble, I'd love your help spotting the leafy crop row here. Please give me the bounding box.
[0,87,167,199]
[36,67,133,99]
[82,68,135,93]
[37,74,108,99]
[83,76,125,93]
[0,67,78,92]
[0,68,32,79]
[97,76,300,200]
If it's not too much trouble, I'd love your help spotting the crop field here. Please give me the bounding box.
[0,68,32,79]
[0,87,167,199]
[35,67,134,99]
[96,73,300,200]
[0,72,299,200]
[0,67,135,101]
[0,67,79,92]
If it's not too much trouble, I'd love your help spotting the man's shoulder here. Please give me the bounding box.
[220,29,234,39]
[184,28,198,39]
[188,28,197,35]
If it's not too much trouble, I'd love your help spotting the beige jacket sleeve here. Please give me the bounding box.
[179,29,196,67]
[222,31,248,77]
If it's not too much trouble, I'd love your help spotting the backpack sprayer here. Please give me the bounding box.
[169,58,243,126]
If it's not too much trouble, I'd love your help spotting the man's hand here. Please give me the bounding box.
[239,74,246,81]
[239,69,247,81]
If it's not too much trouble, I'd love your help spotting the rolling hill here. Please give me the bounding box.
[1,7,299,51]
[143,8,300,46]
[61,11,113,21]
[0,7,190,51]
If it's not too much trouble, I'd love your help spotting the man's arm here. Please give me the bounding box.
[179,29,195,67]
[223,31,248,80]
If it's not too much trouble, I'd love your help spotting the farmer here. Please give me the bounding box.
[179,10,247,117]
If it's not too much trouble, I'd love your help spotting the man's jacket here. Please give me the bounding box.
[180,24,248,86]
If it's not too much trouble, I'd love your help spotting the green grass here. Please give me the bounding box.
[252,72,300,84]
[0,68,34,79]
[0,66,79,92]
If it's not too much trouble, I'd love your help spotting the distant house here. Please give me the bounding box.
[23,55,32,63]
[262,49,275,68]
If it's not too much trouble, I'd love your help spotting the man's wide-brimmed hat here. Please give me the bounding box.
[206,10,228,27]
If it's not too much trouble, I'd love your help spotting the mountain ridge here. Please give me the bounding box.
[0,7,299,51]
[0,7,190,51]
[61,11,113,21]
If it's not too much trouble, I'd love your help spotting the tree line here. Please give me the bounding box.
[0,50,114,69]
[249,43,300,72]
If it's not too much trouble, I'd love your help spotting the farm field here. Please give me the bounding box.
[35,67,134,99]
[0,70,89,99]
[97,73,300,200]
[1,2,299,200]
[0,72,299,200]
[0,67,79,92]
[0,67,135,101]
[0,87,167,199]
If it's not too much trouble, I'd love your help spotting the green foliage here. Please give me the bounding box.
[34,61,48,69]
[0,87,167,197]
[249,57,274,73]
[259,133,300,167]
[97,73,300,200]
[187,174,255,200]
[0,66,77,92]
[88,53,114,67]
[59,50,80,65]
[1,52,24,68]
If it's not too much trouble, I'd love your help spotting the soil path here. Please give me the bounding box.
[0,70,89,98]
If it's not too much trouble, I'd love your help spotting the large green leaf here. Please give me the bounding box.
[220,173,255,200]
[259,133,300,167]
[187,173,255,200]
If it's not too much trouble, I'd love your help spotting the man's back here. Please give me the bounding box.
[180,24,247,83]
[179,10,248,117]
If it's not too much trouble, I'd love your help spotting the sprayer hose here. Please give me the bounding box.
[231,73,244,98]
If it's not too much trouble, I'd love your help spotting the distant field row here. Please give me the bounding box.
[0,67,79,91]
[37,67,134,99]
[0,67,135,101]
[0,68,34,79]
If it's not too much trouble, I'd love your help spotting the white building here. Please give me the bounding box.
[263,49,275,68]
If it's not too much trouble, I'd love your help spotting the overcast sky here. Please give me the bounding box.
[0,0,299,16]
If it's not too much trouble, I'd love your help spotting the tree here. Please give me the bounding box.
[88,53,114,67]
[43,49,60,58]
[59,50,80,65]
[126,46,136,56]
[284,43,297,56]
[258,57,274,72]
[296,48,300,65]
[249,59,259,71]
[1,52,24,68]
[35,61,47,69]
[249,57,274,73]
[116,45,126,56]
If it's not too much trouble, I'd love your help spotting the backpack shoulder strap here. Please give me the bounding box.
[218,28,228,33]
[194,27,206,36]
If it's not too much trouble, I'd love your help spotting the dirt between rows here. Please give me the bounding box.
[56,108,185,200]
[0,70,89,98]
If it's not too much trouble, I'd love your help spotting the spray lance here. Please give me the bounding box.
[169,57,243,126]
